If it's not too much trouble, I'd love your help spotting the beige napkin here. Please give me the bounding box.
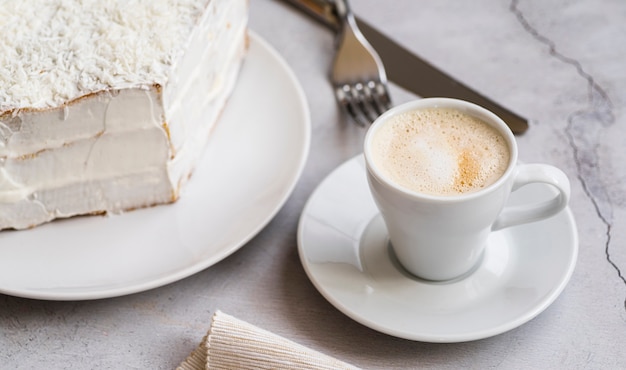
[177,310,360,370]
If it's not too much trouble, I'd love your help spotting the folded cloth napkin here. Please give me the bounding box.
[177,310,360,370]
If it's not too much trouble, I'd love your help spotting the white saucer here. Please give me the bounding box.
[297,155,578,342]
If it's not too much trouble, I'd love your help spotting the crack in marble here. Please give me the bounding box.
[510,0,626,311]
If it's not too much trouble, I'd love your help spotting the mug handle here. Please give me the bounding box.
[492,164,570,231]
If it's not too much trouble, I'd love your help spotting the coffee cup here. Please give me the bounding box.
[363,98,570,281]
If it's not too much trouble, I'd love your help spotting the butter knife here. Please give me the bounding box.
[283,0,529,134]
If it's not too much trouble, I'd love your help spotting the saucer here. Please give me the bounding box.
[297,155,578,342]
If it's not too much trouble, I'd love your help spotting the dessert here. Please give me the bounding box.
[0,0,248,230]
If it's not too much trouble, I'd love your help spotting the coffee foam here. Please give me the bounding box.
[371,108,510,196]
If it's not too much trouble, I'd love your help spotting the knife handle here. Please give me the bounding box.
[282,0,340,31]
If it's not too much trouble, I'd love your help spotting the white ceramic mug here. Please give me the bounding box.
[364,98,570,281]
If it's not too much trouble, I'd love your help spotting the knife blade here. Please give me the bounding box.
[282,0,529,134]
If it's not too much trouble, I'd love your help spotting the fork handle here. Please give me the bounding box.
[334,0,349,19]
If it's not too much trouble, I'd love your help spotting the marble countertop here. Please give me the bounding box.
[2,0,625,368]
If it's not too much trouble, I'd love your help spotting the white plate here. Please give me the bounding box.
[298,155,578,342]
[0,32,310,301]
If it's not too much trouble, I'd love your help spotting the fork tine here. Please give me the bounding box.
[356,82,382,122]
[337,81,390,125]
[337,84,371,126]
[370,81,392,116]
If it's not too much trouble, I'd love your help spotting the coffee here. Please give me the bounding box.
[370,107,510,196]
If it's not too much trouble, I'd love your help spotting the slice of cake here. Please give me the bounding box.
[0,0,248,230]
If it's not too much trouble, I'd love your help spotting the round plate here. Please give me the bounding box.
[0,32,311,300]
[297,155,578,342]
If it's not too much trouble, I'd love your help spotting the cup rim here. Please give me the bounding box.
[363,98,518,202]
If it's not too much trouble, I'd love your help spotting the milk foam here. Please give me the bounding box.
[371,108,510,196]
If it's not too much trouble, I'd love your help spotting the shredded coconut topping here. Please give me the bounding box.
[0,0,208,112]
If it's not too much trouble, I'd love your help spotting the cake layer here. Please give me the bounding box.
[0,88,165,158]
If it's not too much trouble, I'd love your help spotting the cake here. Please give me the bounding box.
[0,0,248,230]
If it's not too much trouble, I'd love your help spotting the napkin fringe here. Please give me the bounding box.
[177,334,208,370]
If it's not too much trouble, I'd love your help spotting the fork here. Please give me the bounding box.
[331,0,392,126]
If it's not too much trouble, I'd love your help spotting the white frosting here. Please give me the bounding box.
[164,0,248,192]
[0,0,206,111]
[0,0,248,229]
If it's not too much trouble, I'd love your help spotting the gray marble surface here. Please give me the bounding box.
[2,0,626,368]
